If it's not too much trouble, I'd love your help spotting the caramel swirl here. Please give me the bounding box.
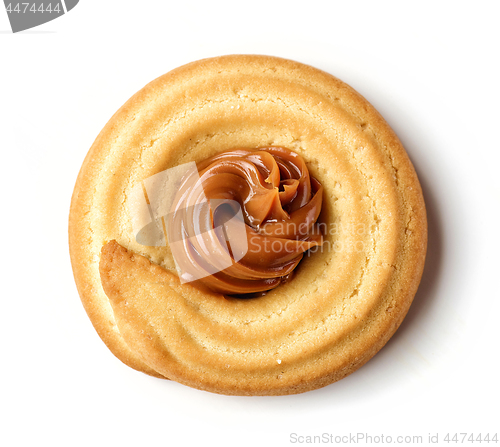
[168,147,323,295]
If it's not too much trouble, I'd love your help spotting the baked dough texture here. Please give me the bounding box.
[69,55,427,395]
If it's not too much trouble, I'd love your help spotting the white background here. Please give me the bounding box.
[1,1,499,446]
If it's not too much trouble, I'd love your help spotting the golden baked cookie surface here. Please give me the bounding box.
[69,55,427,395]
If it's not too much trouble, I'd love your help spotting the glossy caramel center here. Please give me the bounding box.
[168,147,324,295]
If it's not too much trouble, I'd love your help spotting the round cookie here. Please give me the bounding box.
[69,55,427,395]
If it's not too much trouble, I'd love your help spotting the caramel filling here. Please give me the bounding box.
[168,147,323,295]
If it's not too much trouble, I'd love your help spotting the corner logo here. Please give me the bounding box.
[3,0,79,33]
